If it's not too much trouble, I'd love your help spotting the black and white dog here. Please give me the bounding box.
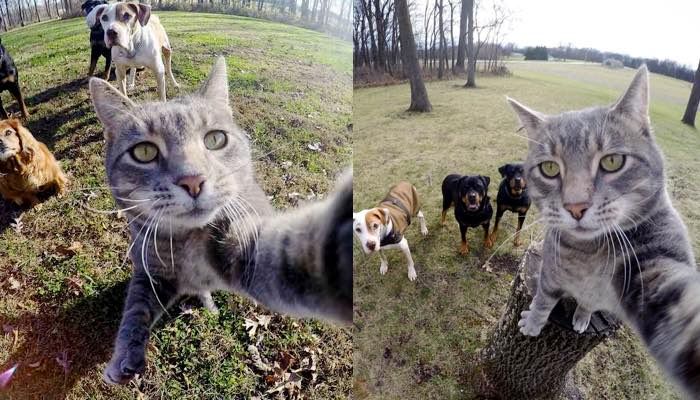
[82,0,112,79]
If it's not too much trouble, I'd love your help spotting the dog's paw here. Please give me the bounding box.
[484,237,494,249]
[103,347,146,385]
[421,226,429,236]
[459,243,469,255]
[379,262,388,275]
[513,237,522,247]
[407,265,417,281]
[518,310,544,337]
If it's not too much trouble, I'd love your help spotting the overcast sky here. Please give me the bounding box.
[412,0,700,68]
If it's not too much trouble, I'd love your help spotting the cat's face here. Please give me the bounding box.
[508,66,665,240]
[90,57,254,230]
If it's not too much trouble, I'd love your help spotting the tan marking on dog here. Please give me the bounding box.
[364,208,385,229]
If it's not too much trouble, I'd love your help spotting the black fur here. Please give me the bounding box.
[492,163,531,243]
[82,0,113,80]
[0,39,28,119]
[441,174,493,252]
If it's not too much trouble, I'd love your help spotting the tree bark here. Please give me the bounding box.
[395,0,431,112]
[464,0,475,86]
[476,243,620,399]
[437,0,445,78]
[682,59,700,127]
[454,0,467,72]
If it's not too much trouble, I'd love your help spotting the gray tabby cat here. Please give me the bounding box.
[89,57,351,385]
[509,66,700,396]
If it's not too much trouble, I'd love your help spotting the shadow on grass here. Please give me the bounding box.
[0,281,127,398]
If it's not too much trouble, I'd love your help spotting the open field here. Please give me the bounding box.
[0,12,351,399]
[353,62,697,398]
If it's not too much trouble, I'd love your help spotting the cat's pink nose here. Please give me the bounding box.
[564,202,590,221]
[177,175,206,198]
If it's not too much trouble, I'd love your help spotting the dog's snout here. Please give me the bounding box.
[177,175,206,198]
[467,193,477,203]
[367,240,377,251]
[564,202,590,221]
[106,29,117,39]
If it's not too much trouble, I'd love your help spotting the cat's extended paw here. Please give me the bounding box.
[518,310,544,336]
[572,309,592,334]
[407,265,417,281]
[103,347,146,385]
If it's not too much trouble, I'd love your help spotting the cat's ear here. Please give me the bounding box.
[506,97,546,135]
[89,77,136,140]
[198,56,229,107]
[612,65,650,126]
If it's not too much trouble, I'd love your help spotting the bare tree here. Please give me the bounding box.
[454,0,467,72]
[682,59,700,127]
[395,0,431,111]
[437,0,445,78]
[464,0,475,87]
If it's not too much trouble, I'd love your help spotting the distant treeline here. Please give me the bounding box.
[517,45,695,83]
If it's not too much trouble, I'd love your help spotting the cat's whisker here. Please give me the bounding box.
[153,211,167,268]
[511,132,544,146]
[79,201,148,215]
[169,217,175,273]
[482,217,544,269]
[141,208,170,317]
[610,224,630,299]
[615,223,644,306]
[118,207,159,272]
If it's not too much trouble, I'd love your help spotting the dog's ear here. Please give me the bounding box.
[89,4,107,27]
[498,164,508,178]
[8,120,36,165]
[381,208,391,225]
[480,175,491,189]
[198,57,229,109]
[89,78,137,141]
[127,2,151,26]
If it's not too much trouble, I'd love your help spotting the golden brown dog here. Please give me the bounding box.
[0,119,67,206]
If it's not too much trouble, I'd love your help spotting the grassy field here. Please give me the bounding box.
[0,12,351,399]
[352,62,699,399]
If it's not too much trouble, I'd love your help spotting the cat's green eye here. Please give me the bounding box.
[204,130,227,150]
[539,161,560,178]
[130,142,159,163]
[600,154,626,172]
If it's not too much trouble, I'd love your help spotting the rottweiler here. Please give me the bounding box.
[490,163,530,247]
[0,39,28,119]
[82,0,113,79]
[441,174,493,255]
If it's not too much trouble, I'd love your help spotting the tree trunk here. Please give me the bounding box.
[454,0,467,72]
[32,0,40,22]
[476,243,620,399]
[449,1,455,70]
[372,0,386,71]
[464,0,475,87]
[395,0,431,112]
[682,59,700,127]
[437,0,445,79]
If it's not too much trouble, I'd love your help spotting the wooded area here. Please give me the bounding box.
[0,0,352,39]
[353,0,511,82]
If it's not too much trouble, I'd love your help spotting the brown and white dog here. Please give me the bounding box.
[353,181,428,281]
[0,119,67,206]
[94,2,179,101]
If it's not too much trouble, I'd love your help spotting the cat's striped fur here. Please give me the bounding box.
[89,57,351,385]
[510,66,700,397]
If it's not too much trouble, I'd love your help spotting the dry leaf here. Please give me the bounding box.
[7,277,20,291]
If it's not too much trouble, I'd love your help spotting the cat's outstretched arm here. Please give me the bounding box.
[104,272,178,384]
[211,171,352,324]
[619,257,700,397]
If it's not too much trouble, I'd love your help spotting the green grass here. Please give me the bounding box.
[0,12,351,399]
[352,62,696,399]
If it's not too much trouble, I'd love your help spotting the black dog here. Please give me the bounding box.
[490,163,531,247]
[0,39,28,119]
[441,174,493,255]
[82,0,112,79]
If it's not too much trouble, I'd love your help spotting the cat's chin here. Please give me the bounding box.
[169,207,220,230]
[563,225,605,241]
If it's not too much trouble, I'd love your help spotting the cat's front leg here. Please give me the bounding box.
[572,304,592,333]
[519,286,560,336]
[104,272,177,384]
